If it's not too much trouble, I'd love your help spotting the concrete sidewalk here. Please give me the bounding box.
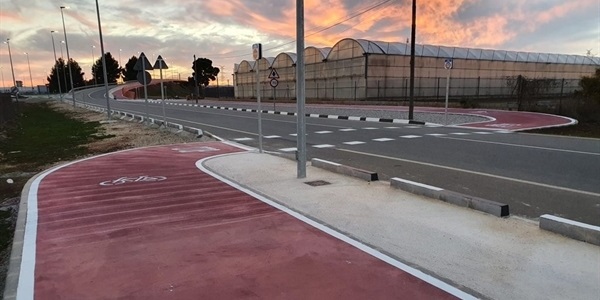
[203,151,599,300]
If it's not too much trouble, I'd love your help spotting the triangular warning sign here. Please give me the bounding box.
[268,68,279,79]
[133,52,154,71]
[153,55,169,69]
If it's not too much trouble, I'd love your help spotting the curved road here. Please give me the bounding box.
[75,87,600,225]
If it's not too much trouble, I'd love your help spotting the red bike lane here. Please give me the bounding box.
[18,141,467,299]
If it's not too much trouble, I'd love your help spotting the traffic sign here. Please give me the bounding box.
[269,78,278,88]
[268,68,279,79]
[134,52,154,71]
[137,71,152,85]
[444,58,453,70]
[153,55,169,69]
[252,44,262,60]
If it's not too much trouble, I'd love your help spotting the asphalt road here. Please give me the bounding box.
[76,88,600,225]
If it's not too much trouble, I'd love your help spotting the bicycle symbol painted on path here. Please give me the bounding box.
[99,175,167,186]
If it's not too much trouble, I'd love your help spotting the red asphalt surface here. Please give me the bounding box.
[302,104,576,131]
[28,142,457,299]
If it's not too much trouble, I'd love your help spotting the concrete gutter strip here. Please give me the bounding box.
[540,214,600,246]
[311,158,378,182]
[390,177,509,217]
[3,173,39,300]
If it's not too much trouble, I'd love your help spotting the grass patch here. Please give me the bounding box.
[0,102,111,172]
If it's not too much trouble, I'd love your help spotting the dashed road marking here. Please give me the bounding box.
[313,144,335,149]
[264,135,281,139]
[473,132,494,135]
[405,126,422,129]
[363,127,378,130]
[450,132,471,136]
[343,141,366,145]
[234,137,253,141]
[373,138,395,142]
[384,127,400,129]
[339,128,357,132]
[279,147,297,152]
[400,135,421,139]
[426,133,447,137]
[315,131,333,134]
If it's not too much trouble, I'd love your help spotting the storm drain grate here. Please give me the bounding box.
[304,180,331,187]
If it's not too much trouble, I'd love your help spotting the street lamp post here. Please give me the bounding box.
[4,39,17,90]
[95,0,112,120]
[60,6,76,107]
[24,52,34,91]
[50,31,63,99]
[60,41,68,95]
[91,45,97,85]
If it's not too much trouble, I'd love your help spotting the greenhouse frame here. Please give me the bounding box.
[233,38,600,101]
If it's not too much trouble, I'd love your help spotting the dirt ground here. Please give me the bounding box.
[0,100,214,296]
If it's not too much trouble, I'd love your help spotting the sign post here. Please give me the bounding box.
[268,68,279,111]
[153,55,169,127]
[253,43,263,153]
[134,52,154,123]
[444,58,453,126]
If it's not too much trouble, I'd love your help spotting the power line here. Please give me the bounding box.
[208,0,397,59]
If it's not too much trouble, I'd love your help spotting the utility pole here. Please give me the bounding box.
[408,0,417,121]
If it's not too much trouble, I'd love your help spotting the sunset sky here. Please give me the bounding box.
[0,0,598,89]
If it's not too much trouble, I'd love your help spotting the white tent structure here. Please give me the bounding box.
[234,38,600,101]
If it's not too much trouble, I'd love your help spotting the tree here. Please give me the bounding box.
[46,58,85,92]
[123,56,139,82]
[92,52,122,84]
[192,57,220,87]
[578,68,600,104]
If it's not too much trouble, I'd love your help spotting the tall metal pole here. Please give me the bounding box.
[5,39,16,89]
[91,45,97,85]
[445,68,450,125]
[50,32,63,99]
[60,6,75,106]
[24,52,34,91]
[193,55,199,103]
[159,58,166,126]
[59,42,68,95]
[95,0,112,120]
[296,0,306,178]
[256,58,263,153]
[142,53,149,122]
[408,0,416,121]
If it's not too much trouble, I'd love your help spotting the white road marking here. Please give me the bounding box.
[400,135,421,139]
[450,132,471,136]
[279,147,297,152]
[234,137,253,141]
[315,131,333,134]
[196,154,478,300]
[264,135,281,139]
[289,133,297,136]
[338,148,600,197]
[339,128,357,132]
[473,132,494,135]
[405,126,422,129]
[440,136,600,156]
[343,141,366,145]
[313,144,335,149]
[373,138,395,142]
[362,127,378,130]
[384,127,400,129]
[426,133,447,137]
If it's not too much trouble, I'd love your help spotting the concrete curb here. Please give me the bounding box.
[74,103,206,139]
[311,158,378,182]
[3,171,41,300]
[390,177,509,217]
[539,214,600,246]
[150,100,428,125]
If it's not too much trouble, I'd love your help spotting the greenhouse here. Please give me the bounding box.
[233,38,600,101]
